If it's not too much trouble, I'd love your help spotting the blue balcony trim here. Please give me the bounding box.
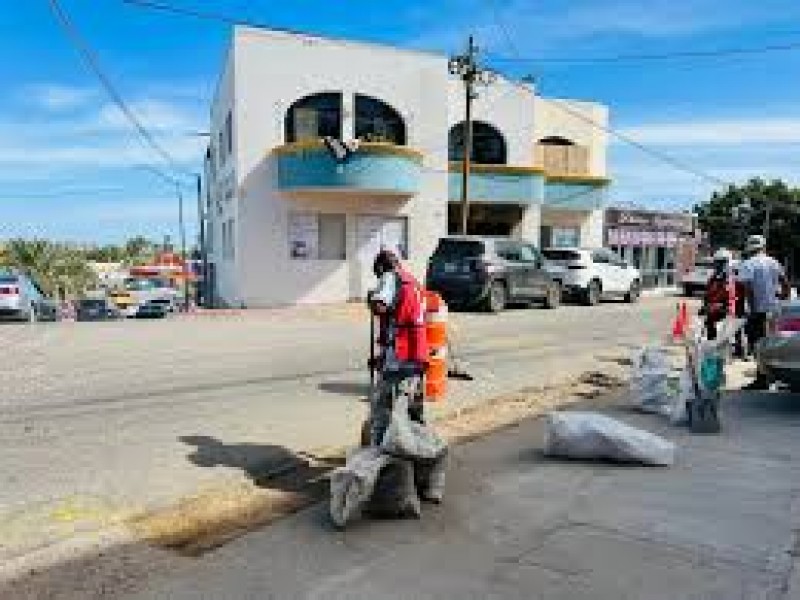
[448,164,545,204]
[544,179,609,210]
[273,142,422,195]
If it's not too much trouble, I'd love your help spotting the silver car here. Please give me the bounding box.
[0,270,58,322]
[756,300,800,392]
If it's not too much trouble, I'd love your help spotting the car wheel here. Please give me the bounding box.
[584,280,601,306]
[544,282,561,309]
[625,280,641,303]
[683,285,694,297]
[486,281,507,313]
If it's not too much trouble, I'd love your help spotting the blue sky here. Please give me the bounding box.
[3,0,800,243]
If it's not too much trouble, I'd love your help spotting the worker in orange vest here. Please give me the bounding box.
[701,248,744,342]
[367,249,428,446]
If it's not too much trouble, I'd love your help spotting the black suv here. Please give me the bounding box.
[425,237,560,312]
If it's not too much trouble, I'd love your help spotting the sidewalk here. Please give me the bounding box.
[118,384,800,599]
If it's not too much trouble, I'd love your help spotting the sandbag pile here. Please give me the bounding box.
[543,411,676,467]
[629,347,673,416]
[330,395,448,529]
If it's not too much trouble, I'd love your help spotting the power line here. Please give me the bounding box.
[47,0,190,185]
[120,0,315,37]
[488,40,800,65]
[485,0,731,188]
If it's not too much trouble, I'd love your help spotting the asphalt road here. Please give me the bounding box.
[120,386,800,600]
[0,298,677,567]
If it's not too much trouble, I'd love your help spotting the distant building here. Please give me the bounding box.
[604,206,699,289]
[204,27,610,307]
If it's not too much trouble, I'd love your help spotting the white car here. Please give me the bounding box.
[542,248,642,305]
[681,257,715,297]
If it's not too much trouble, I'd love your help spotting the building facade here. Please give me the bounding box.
[604,207,698,289]
[204,27,610,307]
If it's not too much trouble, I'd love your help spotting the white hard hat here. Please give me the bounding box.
[746,235,766,252]
[713,248,732,262]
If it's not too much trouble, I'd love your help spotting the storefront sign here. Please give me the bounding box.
[607,228,681,248]
[606,208,694,233]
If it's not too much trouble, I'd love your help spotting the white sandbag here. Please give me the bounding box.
[329,447,392,528]
[544,411,676,467]
[381,394,447,461]
[630,347,672,416]
[364,458,421,519]
[414,450,448,504]
[670,367,694,426]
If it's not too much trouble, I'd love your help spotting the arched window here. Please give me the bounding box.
[538,136,575,146]
[354,95,406,145]
[285,92,343,143]
[449,121,507,164]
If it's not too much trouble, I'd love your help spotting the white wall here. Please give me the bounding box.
[228,27,448,307]
[534,97,609,176]
[206,27,609,306]
[208,44,239,306]
[447,77,536,165]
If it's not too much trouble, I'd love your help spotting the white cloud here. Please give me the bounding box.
[410,0,800,54]
[25,83,97,112]
[96,99,200,132]
[0,87,206,178]
[618,117,800,145]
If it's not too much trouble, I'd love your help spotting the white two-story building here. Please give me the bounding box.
[204,26,610,307]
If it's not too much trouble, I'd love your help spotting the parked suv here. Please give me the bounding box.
[0,269,58,322]
[425,237,561,312]
[542,248,641,306]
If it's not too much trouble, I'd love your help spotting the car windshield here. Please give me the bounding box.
[542,249,582,261]
[80,300,106,309]
[433,240,485,260]
[0,275,18,284]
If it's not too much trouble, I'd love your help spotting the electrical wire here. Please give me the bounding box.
[121,0,321,38]
[485,0,732,188]
[47,0,192,185]
[488,40,800,65]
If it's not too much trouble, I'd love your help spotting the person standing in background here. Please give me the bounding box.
[738,235,790,389]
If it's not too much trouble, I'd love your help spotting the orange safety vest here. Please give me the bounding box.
[380,268,428,365]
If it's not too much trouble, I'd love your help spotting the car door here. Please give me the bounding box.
[495,241,527,300]
[29,278,54,319]
[590,250,614,294]
[521,244,549,298]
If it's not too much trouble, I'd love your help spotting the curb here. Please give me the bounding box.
[0,368,629,588]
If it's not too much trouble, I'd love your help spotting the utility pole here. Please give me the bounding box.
[176,183,189,311]
[196,173,207,308]
[449,36,495,235]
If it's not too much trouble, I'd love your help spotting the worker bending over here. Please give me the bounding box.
[367,249,428,446]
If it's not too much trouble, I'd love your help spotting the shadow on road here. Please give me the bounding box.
[180,435,344,493]
[317,381,371,398]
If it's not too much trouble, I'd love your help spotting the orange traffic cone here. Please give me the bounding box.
[672,304,686,342]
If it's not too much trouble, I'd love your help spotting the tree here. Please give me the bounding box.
[1,239,97,300]
[695,178,800,280]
